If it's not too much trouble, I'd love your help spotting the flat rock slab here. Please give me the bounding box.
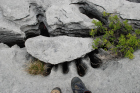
[25,36,93,64]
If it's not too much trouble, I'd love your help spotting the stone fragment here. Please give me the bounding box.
[25,36,93,64]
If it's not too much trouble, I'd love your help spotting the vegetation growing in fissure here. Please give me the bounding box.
[26,60,45,75]
[90,12,140,59]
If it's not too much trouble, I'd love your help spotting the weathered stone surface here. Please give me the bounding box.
[0,0,47,45]
[117,1,140,20]
[1,47,140,93]
[0,0,140,44]
[0,30,25,47]
[71,0,108,25]
[46,5,95,37]
[25,36,93,64]
[0,0,30,45]
[0,43,9,49]
[77,0,140,20]
[0,7,25,46]
[0,0,29,20]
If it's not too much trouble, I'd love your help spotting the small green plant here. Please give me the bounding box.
[90,13,140,59]
[135,29,140,35]
[26,60,45,75]
[103,11,110,17]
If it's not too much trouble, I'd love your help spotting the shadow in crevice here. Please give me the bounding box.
[88,49,102,68]
[71,1,108,25]
[37,14,50,37]
[126,0,140,3]
[75,58,87,77]
[3,39,25,48]
[61,62,69,74]
[25,29,40,40]
[39,22,50,37]
[24,15,50,40]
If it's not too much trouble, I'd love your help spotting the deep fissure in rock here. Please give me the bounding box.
[127,0,140,3]
[25,29,40,40]
[75,58,87,77]
[39,22,50,37]
[4,39,25,48]
[62,62,69,74]
[71,1,108,25]
[1,4,51,47]
[88,50,102,68]
[51,29,91,37]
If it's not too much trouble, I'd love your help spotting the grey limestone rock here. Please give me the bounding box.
[45,5,95,37]
[1,47,140,93]
[71,0,108,25]
[1,0,140,46]
[82,0,140,20]
[0,43,9,49]
[25,36,93,64]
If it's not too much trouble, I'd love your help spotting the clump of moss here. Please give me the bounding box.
[90,13,140,59]
[26,60,45,75]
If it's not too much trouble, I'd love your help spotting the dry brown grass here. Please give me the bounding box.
[26,60,45,75]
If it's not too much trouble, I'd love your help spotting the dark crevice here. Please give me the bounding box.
[25,16,50,39]
[62,62,69,74]
[53,64,59,71]
[37,13,51,37]
[71,1,108,25]
[24,28,40,40]
[88,50,102,68]
[43,63,54,76]
[3,39,25,48]
[24,5,50,40]
[1,5,51,48]
[51,29,91,37]
[15,40,25,48]
[39,22,50,37]
[26,34,37,38]
[126,0,140,3]
[75,58,87,77]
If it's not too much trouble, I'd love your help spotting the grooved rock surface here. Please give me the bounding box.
[0,9,25,46]
[25,36,93,64]
[72,0,140,20]
[1,45,140,93]
[0,0,140,44]
[46,5,95,37]
[71,0,140,32]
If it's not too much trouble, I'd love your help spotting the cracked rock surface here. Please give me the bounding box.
[46,5,95,37]
[1,0,140,93]
[1,45,140,93]
[0,0,140,45]
[73,0,140,20]
[25,36,93,64]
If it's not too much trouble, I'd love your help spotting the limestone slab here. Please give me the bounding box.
[25,36,93,64]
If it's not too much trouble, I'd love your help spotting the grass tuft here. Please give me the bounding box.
[26,60,45,75]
